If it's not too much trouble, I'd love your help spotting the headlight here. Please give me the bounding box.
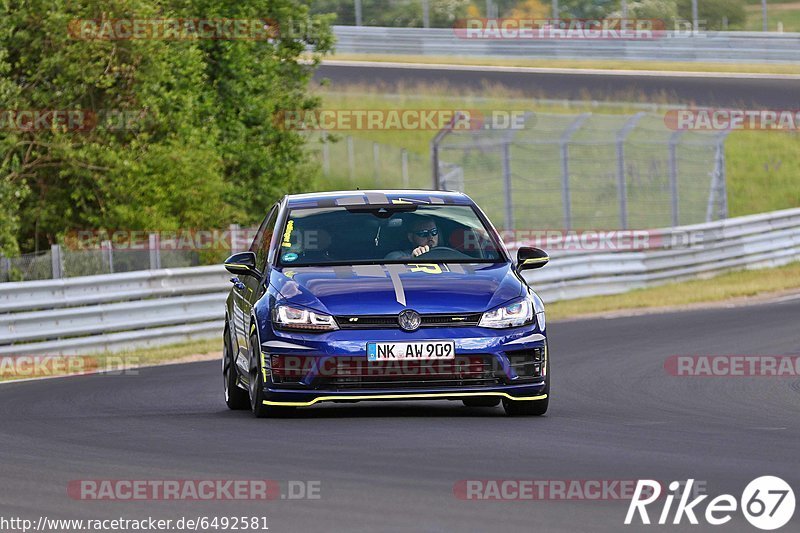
[272,304,338,332]
[531,291,546,331]
[479,298,534,329]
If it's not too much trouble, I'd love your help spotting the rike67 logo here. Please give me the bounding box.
[625,477,795,530]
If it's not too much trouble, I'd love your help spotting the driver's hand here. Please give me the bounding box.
[412,245,430,257]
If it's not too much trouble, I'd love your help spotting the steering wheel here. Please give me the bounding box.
[415,246,473,260]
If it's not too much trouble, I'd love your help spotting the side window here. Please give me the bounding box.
[252,206,278,272]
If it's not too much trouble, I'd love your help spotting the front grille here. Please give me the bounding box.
[270,354,502,390]
[336,313,482,329]
[324,355,501,390]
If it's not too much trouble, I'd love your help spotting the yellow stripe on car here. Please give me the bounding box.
[522,257,549,265]
[263,391,547,407]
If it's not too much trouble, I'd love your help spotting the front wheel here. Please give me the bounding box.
[223,326,249,410]
[248,332,295,418]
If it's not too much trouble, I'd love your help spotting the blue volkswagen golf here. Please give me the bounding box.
[222,190,550,417]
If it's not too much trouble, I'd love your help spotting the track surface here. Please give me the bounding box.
[315,63,800,107]
[2,297,799,532]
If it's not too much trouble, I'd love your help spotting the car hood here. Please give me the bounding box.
[269,263,523,315]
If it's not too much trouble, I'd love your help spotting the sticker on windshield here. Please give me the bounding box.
[282,252,299,262]
[282,220,295,248]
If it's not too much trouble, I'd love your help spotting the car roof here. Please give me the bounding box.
[284,190,473,209]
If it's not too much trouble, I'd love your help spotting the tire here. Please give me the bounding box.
[223,326,249,410]
[503,344,550,417]
[248,331,294,418]
[462,397,501,408]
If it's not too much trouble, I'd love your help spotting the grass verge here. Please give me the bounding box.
[547,261,800,321]
[328,54,800,76]
[0,338,219,383]
[314,84,800,219]
[745,2,800,32]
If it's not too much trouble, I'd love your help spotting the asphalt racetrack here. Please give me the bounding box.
[2,296,799,532]
[316,61,800,108]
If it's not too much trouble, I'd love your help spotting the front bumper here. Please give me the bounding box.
[259,325,548,407]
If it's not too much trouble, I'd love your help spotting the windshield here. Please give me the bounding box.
[276,204,505,266]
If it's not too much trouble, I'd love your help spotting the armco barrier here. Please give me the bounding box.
[521,207,800,301]
[1,208,799,355]
[332,26,800,64]
[0,266,230,356]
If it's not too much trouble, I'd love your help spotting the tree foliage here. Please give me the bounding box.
[0,0,333,254]
[310,0,471,27]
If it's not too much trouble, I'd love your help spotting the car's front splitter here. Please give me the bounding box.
[260,382,547,407]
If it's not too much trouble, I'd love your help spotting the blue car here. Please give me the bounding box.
[222,190,550,417]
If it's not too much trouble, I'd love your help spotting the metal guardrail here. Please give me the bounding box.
[1,208,798,356]
[0,266,230,355]
[520,207,800,301]
[332,26,800,64]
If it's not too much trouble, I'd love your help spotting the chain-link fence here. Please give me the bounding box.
[0,229,248,283]
[311,0,469,28]
[433,112,729,230]
[309,133,431,190]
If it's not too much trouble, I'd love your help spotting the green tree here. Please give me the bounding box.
[0,0,333,253]
[557,0,617,18]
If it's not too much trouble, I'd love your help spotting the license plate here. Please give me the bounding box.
[367,341,455,361]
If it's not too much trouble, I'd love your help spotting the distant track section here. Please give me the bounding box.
[315,60,800,107]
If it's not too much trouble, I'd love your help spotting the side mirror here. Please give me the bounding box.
[224,251,261,278]
[516,247,549,271]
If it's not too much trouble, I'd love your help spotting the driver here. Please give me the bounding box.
[385,215,440,259]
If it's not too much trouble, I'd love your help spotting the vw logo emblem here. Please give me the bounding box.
[398,309,421,332]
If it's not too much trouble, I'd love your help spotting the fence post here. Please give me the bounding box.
[1,255,8,282]
[430,111,463,190]
[322,131,330,176]
[401,149,409,188]
[615,112,646,230]
[502,141,514,230]
[430,138,440,189]
[373,142,380,185]
[347,136,355,183]
[148,233,161,270]
[559,113,591,231]
[51,244,63,279]
[668,130,685,227]
[717,131,730,220]
[229,223,241,253]
[101,240,114,273]
[706,130,731,222]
